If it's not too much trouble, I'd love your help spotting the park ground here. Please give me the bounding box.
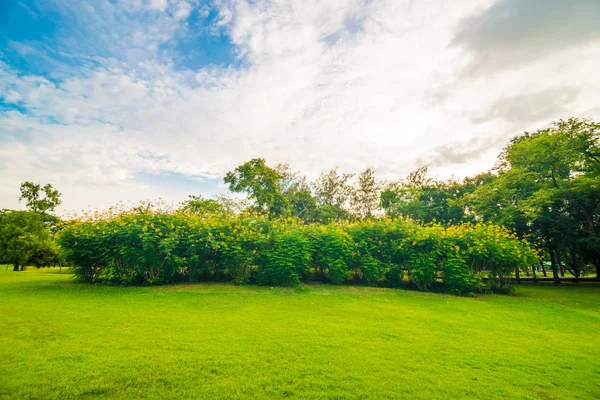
[0,268,599,399]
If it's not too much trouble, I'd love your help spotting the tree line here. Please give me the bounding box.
[194,118,600,281]
[1,118,599,284]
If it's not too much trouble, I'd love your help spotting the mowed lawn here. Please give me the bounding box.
[1,268,599,399]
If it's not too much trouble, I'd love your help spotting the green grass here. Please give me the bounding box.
[1,268,599,399]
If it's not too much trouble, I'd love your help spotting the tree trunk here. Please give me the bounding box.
[13,263,19,272]
[532,264,537,281]
[549,250,560,284]
[515,267,520,283]
[557,251,565,277]
[569,247,579,283]
[539,261,547,277]
[595,258,600,281]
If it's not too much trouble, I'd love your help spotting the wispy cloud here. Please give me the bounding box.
[1,0,599,213]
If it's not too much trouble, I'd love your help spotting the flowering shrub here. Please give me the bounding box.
[58,206,537,294]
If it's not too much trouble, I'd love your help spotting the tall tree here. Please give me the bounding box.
[224,158,289,218]
[19,182,62,215]
[351,168,381,219]
[470,118,600,281]
[311,168,354,222]
[314,168,353,208]
[275,163,318,221]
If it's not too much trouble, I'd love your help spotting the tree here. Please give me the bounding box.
[19,182,62,215]
[310,168,354,222]
[275,163,318,221]
[470,118,600,282]
[314,168,353,208]
[181,195,225,215]
[0,211,51,271]
[224,158,289,218]
[381,166,479,224]
[351,168,381,219]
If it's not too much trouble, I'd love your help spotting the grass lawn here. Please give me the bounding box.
[1,268,599,399]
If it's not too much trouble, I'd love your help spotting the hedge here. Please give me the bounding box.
[58,210,538,295]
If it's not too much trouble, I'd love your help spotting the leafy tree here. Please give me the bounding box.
[470,118,600,281]
[19,181,62,215]
[0,211,51,271]
[314,168,353,208]
[381,167,490,224]
[224,159,321,221]
[29,240,62,268]
[276,163,318,221]
[350,168,381,219]
[224,158,289,218]
[181,195,225,215]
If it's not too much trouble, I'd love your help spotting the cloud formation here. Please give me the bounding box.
[1,0,599,213]
[452,0,600,74]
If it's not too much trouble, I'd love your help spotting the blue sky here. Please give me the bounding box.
[1,0,599,214]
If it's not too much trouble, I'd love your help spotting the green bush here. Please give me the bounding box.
[58,208,538,294]
[258,227,312,286]
[308,225,352,284]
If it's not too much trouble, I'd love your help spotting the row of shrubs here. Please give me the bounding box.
[58,210,538,295]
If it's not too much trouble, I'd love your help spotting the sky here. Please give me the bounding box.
[1,0,600,214]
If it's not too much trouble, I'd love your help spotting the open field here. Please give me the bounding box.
[1,268,599,399]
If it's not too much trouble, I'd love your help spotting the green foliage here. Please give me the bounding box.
[350,168,381,219]
[380,166,488,224]
[58,207,537,294]
[181,195,225,215]
[470,118,600,281]
[224,158,289,218]
[307,225,352,284]
[19,181,62,215]
[0,211,53,271]
[259,227,312,286]
[314,168,353,208]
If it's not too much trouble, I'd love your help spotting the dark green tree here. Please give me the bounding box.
[0,211,52,271]
[470,118,600,281]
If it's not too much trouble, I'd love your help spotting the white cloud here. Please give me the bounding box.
[171,0,193,20]
[148,0,169,12]
[1,0,600,213]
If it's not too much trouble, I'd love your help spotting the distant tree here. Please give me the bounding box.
[19,182,62,215]
[214,195,253,214]
[182,195,225,215]
[0,211,51,271]
[224,158,289,218]
[314,168,353,208]
[29,240,62,268]
[310,168,354,222]
[351,168,381,219]
[381,166,434,221]
[381,167,490,224]
[275,163,318,221]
